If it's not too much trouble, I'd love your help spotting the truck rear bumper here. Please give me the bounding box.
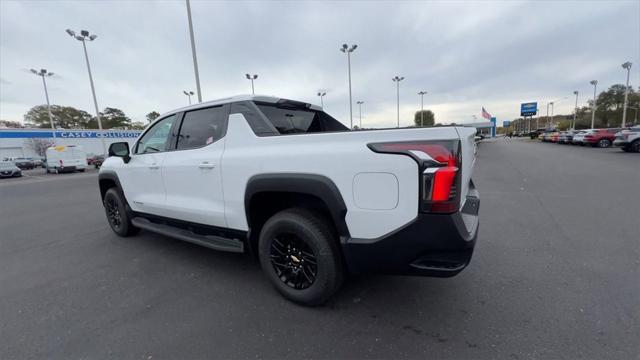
[342,193,479,277]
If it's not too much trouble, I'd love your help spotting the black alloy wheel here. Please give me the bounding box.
[270,233,318,290]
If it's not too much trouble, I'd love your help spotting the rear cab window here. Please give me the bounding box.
[176,105,229,150]
[254,101,348,135]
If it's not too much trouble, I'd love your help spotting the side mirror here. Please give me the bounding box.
[108,142,131,163]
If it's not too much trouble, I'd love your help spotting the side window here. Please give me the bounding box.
[230,101,278,136]
[135,115,176,154]
[176,106,228,150]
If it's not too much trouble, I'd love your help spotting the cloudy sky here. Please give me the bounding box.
[1,0,639,128]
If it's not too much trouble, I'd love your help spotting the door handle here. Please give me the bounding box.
[149,164,160,170]
[198,162,215,169]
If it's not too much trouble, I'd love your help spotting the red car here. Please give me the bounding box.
[550,132,561,143]
[583,128,620,148]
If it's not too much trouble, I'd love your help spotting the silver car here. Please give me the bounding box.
[0,161,22,178]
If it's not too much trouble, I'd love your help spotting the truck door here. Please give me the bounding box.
[160,104,229,227]
[118,114,177,215]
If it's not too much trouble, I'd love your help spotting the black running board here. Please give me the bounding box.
[131,217,244,253]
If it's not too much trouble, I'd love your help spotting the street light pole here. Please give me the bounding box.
[590,80,598,129]
[245,74,258,95]
[621,62,632,128]
[65,29,106,154]
[546,102,550,128]
[356,101,364,128]
[418,91,427,127]
[317,91,326,107]
[572,91,579,130]
[340,43,357,129]
[392,76,404,128]
[185,0,202,103]
[30,69,57,145]
[183,90,194,105]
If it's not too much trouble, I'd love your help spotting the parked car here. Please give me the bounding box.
[12,157,35,170]
[571,130,592,145]
[549,132,561,143]
[30,157,44,168]
[0,161,22,178]
[98,95,480,306]
[558,130,579,144]
[93,154,105,168]
[45,145,88,173]
[529,129,545,139]
[583,128,620,148]
[614,126,640,152]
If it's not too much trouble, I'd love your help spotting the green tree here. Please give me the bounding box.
[414,110,435,127]
[24,105,93,129]
[129,121,147,130]
[88,107,132,129]
[146,111,160,123]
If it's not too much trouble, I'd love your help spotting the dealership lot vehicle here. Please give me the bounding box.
[45,145,88,173]
[0,161,22,178]
[99,95,479,305]
[571,130,591,145]
[4,157,35,169]
[583,128,620,148]
[614,126,640,152]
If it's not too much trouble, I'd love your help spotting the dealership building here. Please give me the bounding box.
[0,129,142,159]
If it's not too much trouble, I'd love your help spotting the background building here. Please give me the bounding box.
[0,129,142,159]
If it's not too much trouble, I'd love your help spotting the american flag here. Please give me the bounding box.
[481,107,492,120]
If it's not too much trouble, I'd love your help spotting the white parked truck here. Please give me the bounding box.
[45,145,88,173]
[98,95,480,305]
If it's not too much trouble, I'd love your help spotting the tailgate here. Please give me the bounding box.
[455,127,477,209]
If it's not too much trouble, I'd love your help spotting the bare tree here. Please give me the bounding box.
[26,138,54,157]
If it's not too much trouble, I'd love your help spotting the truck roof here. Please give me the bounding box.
[164,95,322,119]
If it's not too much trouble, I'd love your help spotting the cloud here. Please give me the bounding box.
[1,0,638,127]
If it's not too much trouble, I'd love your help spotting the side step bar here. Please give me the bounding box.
[131,217,244,253]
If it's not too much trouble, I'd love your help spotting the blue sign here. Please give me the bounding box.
[520,102,537,117]
[0,130,142,139]
[503,121,511,127]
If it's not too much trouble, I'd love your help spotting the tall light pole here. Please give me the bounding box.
[356,101,364,128]
[418,91,427,127]
[340,43,357,129]
[185,0,202,103]
[245,74,258,95]
[65,29,105,153]
[546,102,551,128]
[317,91,326,107]
[590,80,598,129]
[392,76,404,128]
[572,91,579,130]
[30,68,57,145]
[621,62,632,129]
[183,90,194,105]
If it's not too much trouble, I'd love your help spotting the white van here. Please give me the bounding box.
[45,145,88,173]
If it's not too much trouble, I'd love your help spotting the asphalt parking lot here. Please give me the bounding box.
[1,139,638,359]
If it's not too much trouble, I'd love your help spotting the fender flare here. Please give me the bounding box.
[98,170,129,206]
[244,173,350,238]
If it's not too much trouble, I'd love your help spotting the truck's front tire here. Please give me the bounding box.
[103,188,139,237]
[258,208,344,306]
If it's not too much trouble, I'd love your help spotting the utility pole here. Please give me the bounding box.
[245,74,258,95]
[185,0,202,103]
[340,43,357,129]
[392,76,404,128]
[65,29,106,154]
[356,101,364,128]
[418,91,427,127]
[621,62,632,128]
[590,80,598,129]
[572,91,579,130]
[30,69,57,145]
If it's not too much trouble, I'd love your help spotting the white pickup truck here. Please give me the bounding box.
[99,95,480,305]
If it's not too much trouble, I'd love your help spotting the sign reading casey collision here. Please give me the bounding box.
[0,130,143,139]
[520,102,537,117]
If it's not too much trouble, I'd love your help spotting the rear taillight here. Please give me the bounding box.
[368,140,461,214]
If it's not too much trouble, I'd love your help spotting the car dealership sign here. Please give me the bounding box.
[0,129,143,139]
[520,102,537,117]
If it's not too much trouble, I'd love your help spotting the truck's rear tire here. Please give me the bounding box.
[103,188,139,237]
[258,208,344,306]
